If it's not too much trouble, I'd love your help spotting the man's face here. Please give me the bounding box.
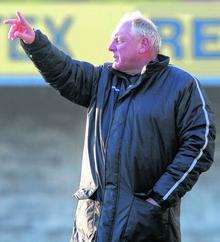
[108,21,142,73]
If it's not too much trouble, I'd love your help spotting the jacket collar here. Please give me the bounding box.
[141,54,170,74]
[107,54,170,101]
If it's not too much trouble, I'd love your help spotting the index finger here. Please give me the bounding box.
[16,11,27,25]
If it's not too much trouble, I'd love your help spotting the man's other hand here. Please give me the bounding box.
[3,11,35,44]
[146,197,161,207]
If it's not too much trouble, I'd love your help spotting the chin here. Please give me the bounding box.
[113,62,122,71]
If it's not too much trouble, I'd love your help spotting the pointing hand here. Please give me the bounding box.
[3,11,35,44]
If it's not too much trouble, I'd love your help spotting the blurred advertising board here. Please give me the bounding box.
[0,2,219,85]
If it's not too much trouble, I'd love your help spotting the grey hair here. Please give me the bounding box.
[118,11,161,54]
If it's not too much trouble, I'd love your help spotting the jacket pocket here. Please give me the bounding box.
[123,195,168,242]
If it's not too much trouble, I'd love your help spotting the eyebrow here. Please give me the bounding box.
[110,31,127,41]
[114,34,126,40]
[111,31,118,39]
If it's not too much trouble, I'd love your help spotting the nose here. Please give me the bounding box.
[108,40,115,52]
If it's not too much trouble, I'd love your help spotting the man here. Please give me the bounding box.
[4,11,215,242]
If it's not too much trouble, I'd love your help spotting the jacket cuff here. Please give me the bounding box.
[20,29,46,52]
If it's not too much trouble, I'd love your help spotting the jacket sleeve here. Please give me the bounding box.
[20,29,101,108]
[149,78,216,209]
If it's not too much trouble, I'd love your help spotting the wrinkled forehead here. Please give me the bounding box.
[111,21,133,39]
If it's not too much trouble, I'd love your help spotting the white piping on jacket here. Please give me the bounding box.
[163,78,210,200]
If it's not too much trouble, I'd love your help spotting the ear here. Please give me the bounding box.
[139,37,150,54]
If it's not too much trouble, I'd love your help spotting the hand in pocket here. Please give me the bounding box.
[124,196,167,242]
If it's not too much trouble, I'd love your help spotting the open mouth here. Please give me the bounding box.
[113,55,118,61]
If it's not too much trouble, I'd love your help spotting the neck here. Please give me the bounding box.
[125,56,156,75]
[124,68,142,75]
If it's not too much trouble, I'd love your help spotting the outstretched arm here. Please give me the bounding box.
[3,11,101,108]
